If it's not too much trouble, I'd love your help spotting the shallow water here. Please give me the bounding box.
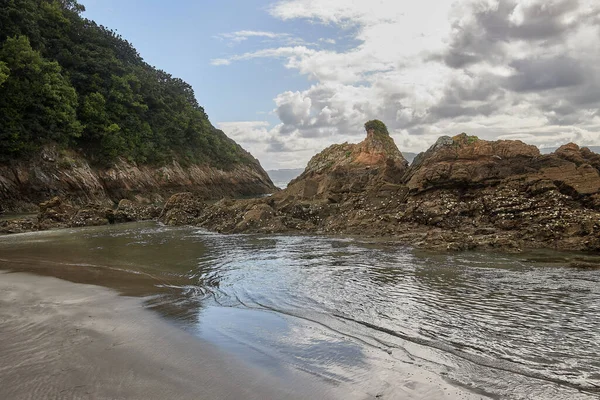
[1,222,599,399]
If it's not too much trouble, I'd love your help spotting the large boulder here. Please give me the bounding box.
[113,199,161,223]
[404,133,540,192]
[159,193,207,226]
[37,197,76,229]
[37,197,114,229]
[554,143,600,171]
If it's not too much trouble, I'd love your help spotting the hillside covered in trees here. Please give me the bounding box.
[0,0,254,168]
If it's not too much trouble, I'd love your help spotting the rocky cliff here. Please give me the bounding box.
[159,122,600,252]
[0,145,275,213]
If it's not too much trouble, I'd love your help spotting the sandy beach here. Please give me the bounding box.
[0,271,345,400]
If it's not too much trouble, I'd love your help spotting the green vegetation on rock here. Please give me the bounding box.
[452,133,479,146]
[364,119,389,136]
[0,0,254,168]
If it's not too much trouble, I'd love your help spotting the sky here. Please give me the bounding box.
[82,0,600,170]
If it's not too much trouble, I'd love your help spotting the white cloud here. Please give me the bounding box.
[214,29,326,49]
[218,30,290,43]
[318,38,336,44]
[211,46,316,66]
[217,121,331,169]
[217,0,600,168]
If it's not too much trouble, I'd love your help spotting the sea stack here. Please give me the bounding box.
[284,119,409,200]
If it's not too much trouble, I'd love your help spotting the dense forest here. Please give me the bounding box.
[0,0,253,167]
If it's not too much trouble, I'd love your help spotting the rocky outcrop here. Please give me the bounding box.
[0,196,162,234]
[284,126,409,201]
[159,192,207,226]
[0,145,275,213]
[404,133,541,192]
[160,124,600,252]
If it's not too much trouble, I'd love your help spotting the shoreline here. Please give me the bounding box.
[0,271,346,400]
[3,216,600,259]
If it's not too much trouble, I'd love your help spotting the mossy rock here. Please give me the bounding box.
[364,120,389,136]
[452,133,479,146]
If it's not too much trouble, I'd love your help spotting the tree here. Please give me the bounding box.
[0,0,255,168]
[0,35,81,157]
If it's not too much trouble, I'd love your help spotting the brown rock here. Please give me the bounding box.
[38,197,75,224]
[114,199,160,223]
[160,193,207,226]
[0,144,275,213]
[235,204,276,231]
[555,143,600,170]
[285,126,408,201]
[192,123,600,252]
[405,134,540,192]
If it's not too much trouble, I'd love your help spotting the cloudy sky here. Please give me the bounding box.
[84,0,600,169]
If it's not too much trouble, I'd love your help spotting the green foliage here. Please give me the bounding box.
[452,133,479,146]
[0,0,253,168]
[364,119,389,136]
[0,35,81,158]
[0,61,8,86]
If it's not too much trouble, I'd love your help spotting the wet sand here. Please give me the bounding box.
[0,271,345,400]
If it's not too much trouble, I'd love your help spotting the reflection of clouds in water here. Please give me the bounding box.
[188,232,600,397]
[196,305,373,386]
[273,316,369,383]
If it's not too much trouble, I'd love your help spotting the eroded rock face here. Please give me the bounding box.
[285,129,409,201]
[404,133,541,192]
[555,143,600,171]
[0,145,276,213]
[159,192,207,226]
[32,196,110,230]
[0,196,162,234]
[4,128,600,253]
[113,199,161,223]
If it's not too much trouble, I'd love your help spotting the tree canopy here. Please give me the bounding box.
[0,0,253,168]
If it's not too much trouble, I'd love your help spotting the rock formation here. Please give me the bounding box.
[284,120,408,201]
[157,121,600,252]
[0,145,275,213]
[0,196,161,234]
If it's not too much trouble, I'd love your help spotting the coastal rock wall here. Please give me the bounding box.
[0,146,275,213]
